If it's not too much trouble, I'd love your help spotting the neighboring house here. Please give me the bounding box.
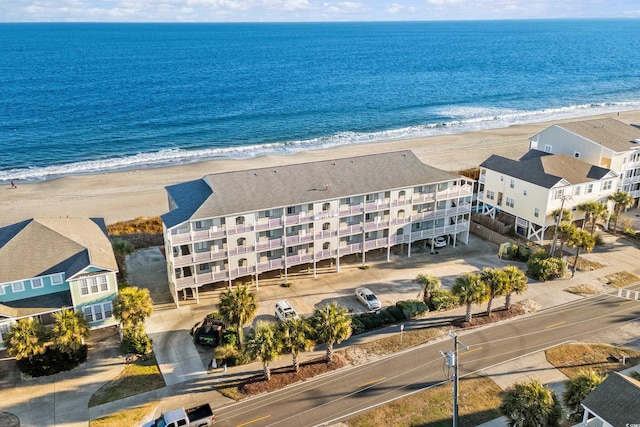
[529,118,640,206]
[0,218,119,349]
[477,150,618,243]
[161,150,474,305]
[581,371,640,426]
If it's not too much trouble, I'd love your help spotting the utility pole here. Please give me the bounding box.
[549,194,572,256]
[440,331,469,427]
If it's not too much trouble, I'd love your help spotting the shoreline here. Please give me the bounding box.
[3,109,640,227]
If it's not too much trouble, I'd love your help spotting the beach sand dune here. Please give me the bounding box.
[2,110,639,227]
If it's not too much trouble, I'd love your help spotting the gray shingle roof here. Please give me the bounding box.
[480,151,613,189]
[0,218,117,283]
[581,372,640,426]
[556,118,640,152]
[162,150,460,228]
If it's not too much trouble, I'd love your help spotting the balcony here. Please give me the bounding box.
[364,237,388,250]
[314,210,339,220]
[412,193,436,204]
[364,220,389,231]
[256,238,283,251]
[389,216,411,225]
[315,249,337,260]
[390,198,411,207]
[193,249,227,262]
[175,270,228,289]
[285,234,314,245]
[229,266,256,278]
[315,230,338,239]
[338,243,363,255]
[257,258,284,272]
[364,200,390,212]
[285,212,314,225]
[339,205,363,216]
[228,245,255,256]
[255,218,283,231]
[227,224,254,235]
[286,253,314,266]
[192,227,226,241]
[338,224,363,236]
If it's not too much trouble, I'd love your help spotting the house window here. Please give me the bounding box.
[506,197,515,208]
[586,183,593,194]
[11,282,25,293]
[31,278,44,289]
[574,186,581,196]
[80,275,109,296]
[523,189,528,196]
[51,274,64,285]
[574,152,581,159]
[602,180,612,191]
[509,179,515,189]
[0,285,5,295]
[544,144,552,153]
[500,176,504,182]
[534,208,540,218]
[486,190,495,200]
[83,302,113,323]
[554,189,565,199]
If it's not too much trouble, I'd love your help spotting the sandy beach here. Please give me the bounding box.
[3,110,640,228]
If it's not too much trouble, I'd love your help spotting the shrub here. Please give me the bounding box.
[379,309,396,325]
[206,311,225,322]
[526,250,567,281]
[594,232,605,246]
[506,244,530,262]
[281,282,292,288]
[358,265,370,270]
[16,345,88,377]
[360,316,374,330]
[623,228,637,238]
[396,300,428,319]
[351,317,365,335]
[220,328,238,347]
[369,316,385,329]
[121,327,152,355]
[429,289,460,311]
[387,305,406,321]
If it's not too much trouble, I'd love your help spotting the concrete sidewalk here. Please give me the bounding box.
[1,233,639,426]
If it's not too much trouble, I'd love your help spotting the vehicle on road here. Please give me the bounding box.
[142,404,214,427]
[355,287,382,311]
[427,236,447,248]
[275,300,299,321]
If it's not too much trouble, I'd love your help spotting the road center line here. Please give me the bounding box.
[545,321,566,329]
[236,414,271,427]
[462,346,482,355]
[358,377,386,388]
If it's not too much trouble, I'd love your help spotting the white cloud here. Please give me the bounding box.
[386,3,404,13]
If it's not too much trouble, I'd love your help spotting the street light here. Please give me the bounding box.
[549,194,572,256]
[440,331,469,427]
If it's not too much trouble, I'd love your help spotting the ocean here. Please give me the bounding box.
[1,19,640,182]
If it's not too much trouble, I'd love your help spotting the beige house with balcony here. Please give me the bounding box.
[476,150,618,243]
[529,118,640,206]
[161,151,473,305]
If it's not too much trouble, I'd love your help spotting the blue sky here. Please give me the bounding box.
[1,0,638,22]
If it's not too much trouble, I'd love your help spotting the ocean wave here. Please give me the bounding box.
[3,100,640,183]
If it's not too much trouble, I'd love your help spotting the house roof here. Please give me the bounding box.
[162,150,460,228]
[581,371,640,425]
[0,218,117,284]
[555,118,640,153]
[480,151,613,189]
[0,291,73,318]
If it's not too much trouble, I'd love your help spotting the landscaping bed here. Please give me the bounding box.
[452,302,527,328]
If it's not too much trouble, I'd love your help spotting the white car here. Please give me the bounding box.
[355,287,382,311]
[274,300,299,321]
[427,236,447,248]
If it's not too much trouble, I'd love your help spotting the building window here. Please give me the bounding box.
[366,194,375,202]
[31,278,44,289]
[574,152,581,159]
[51,274,64,285]
[322,222,330,231]
[574,186,581,196]
[197,242,208,251]
[194,220,205,230]
[287,206,296,215]
[486,190,495,200]
[0,285,5,295]
[237,237,246,247]
[500,176,504,182]
[198,263,209,272]
[586,183,593,194]
[523,189,527,196]
[554,189,565,199]
[322,203,330,212]
[544,144,552,153]
[506,197,515,208]
[398,190,406,199]
[509,179,515,189]
[602,180,612,191]
[534,208,540,218]
[80,276,109,296]
[11,282,25,293]
[83,302,113,323]
[236,216,245,225]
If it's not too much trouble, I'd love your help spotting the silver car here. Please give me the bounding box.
[355,287,382,311]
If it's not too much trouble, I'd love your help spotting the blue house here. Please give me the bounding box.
[0,218,119,348]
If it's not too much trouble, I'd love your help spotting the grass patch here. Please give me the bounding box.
[546,343,640,379]
[600,271,640,288]
[90,402,156,427]
[88,353,165,407]
[346,375,501,427]
[565,284,600,295]
[107,216,163,235]
[566,256,606,272]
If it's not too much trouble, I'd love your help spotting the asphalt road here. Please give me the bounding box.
[212,285,640,427]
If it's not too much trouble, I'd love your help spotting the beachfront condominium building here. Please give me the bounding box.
[161,150,473,305]
[0,218,119,349]
[529,118,640,207]
[476,150,618,244]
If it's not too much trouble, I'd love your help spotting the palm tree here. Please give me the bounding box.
[563,369,604,422]
[244,321,281,381]
[415,273,441,306]
[608,190,634,235]
[112,238,135,279]
[113,286,154,330]
[451,273,489,323]
[278,317,314,372]
[311,302,352,363]
[218,284,257,349]
[51,308,90,353]
[550,207,573,223]
[578,201,608,235]
[481,267,509,316]
[6,318,46,360]
[556,222,577,257]
[566,228,596,274]
[502,266,528,310]
[499,379,562,426]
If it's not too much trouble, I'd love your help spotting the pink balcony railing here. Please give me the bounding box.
[229,266,256,278]
[315,249,337,260]
[286,253,314,266]
[364,201,390,212]
[256,238,283,251]
[338,243,362,255]
[315,230,338,239]
[339,205,363,216]
[285,212,314,225]
[227,224,254,235]
[255,218,283,231]
[391,198,411,207]
[227,245,255,256]
[364,220,389,231]
[257,258,284,272]
[338,224,363,236]
[365,238,388,250]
